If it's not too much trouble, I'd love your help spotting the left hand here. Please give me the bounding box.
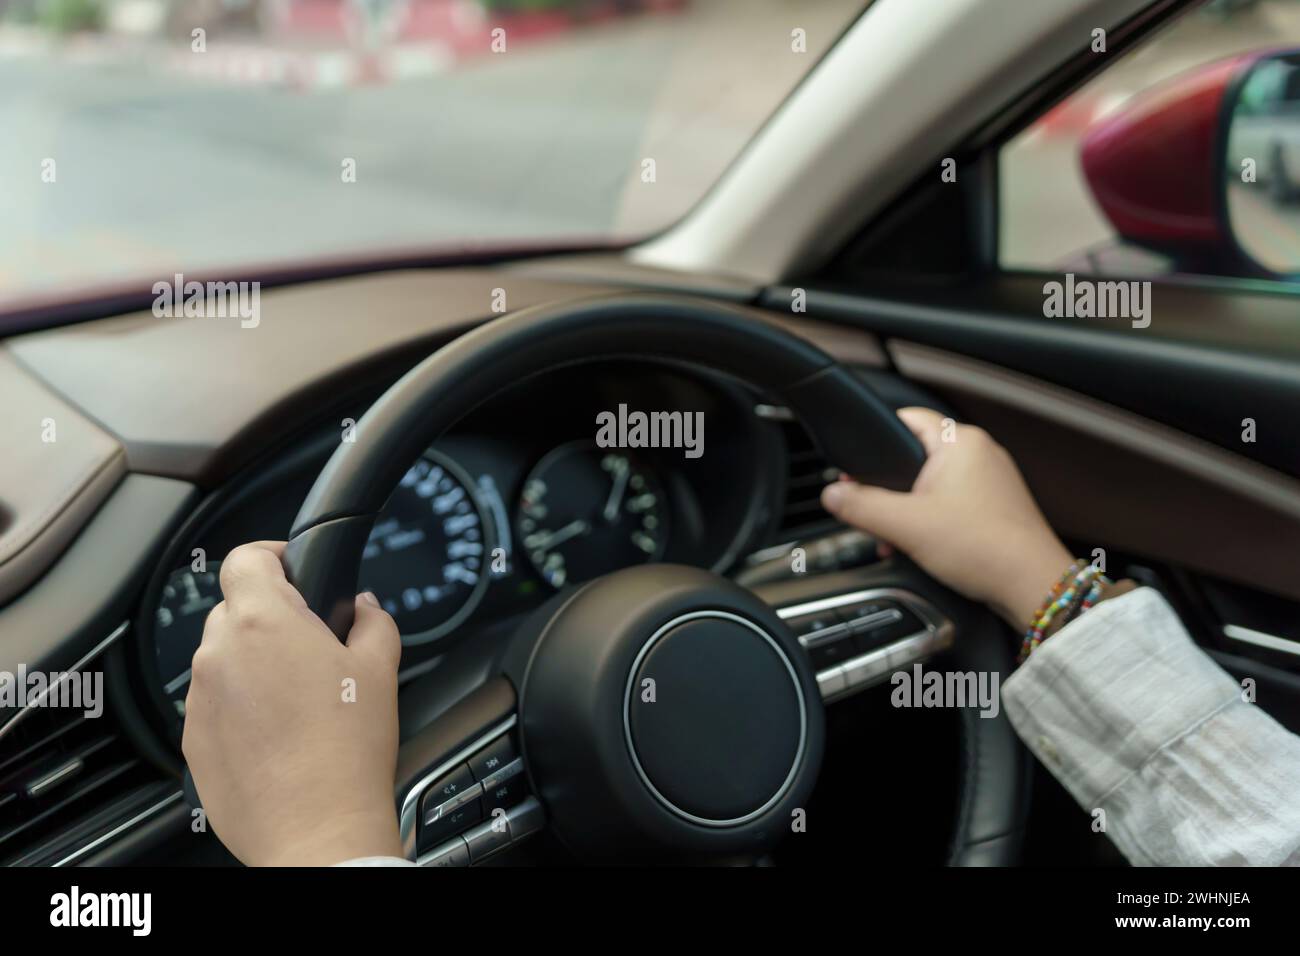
[182,541,404,866]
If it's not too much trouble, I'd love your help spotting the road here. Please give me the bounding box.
[4,0,1297,303]
[0,0,860,300]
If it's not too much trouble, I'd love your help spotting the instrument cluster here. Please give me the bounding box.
[141,362,786,723]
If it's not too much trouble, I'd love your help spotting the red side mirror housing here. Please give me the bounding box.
[1079,53,1261,268]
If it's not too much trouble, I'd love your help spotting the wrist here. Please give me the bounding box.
[259,806,403,867]
[989,537,1074,632]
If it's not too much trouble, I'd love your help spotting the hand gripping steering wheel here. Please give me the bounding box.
[199,294,1028,865]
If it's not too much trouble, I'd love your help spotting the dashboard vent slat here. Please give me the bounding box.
[0,687,152,863]
[770,411,838,540]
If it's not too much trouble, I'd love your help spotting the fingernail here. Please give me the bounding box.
[822,483,843,512]
[359,591,379,607]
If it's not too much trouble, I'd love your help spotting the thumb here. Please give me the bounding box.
[821,480,925,547]
[346,592,402,673]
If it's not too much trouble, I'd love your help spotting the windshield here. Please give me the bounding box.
[0,0,865,306]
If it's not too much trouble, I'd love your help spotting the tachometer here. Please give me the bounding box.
[516,441,667,588]
[359,449,492,644]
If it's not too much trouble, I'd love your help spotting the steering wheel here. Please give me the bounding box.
[270,294,1028,865]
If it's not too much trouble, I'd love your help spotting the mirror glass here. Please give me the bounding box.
[1224,52,1300,276]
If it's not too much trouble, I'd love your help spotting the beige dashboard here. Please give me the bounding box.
[3,259,1299,617]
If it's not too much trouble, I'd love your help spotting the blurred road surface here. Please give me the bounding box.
[0,0,859,300]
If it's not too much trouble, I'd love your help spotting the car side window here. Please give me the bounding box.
[1000,0,1300,284]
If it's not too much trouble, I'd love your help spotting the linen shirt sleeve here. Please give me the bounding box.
[1001,586,1300,866]
[334,856,416,867]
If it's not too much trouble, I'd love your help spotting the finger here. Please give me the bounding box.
[345,592,402,673]
[218,541,293,605]
[251,540,313,611]
[896,407,948,456]
[245,540,287,558]
[196,600,228,649]
[821,480,919,546]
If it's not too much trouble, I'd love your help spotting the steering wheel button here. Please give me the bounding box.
[844,648,890,688]
[465,815,514,863]
[504,797,546,841]
[838,600,887,619]
[469,735,519,782]
[851,606,926,652]
[850,607,904,631]
[784,609,848,641]
[480,756,524,789]
[422,794,483,849]
[419,836,470,868]
[427,763,476,802]
[807,633,856,669]
[815,666,847,698]
[419,766,484,850]
[424,780,483,825]
[887,635,931,669]
[482,763,528,813]
[484,780,526,814]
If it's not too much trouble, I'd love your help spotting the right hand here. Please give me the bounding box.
[820,407,1073,631]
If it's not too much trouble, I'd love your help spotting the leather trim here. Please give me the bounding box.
[770,282,1300,478]
[0,348,126,606]
[890,339,1300,602]
[774,314,889,368]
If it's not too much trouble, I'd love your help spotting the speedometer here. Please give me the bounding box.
[154,564,223,715]
[359,449,492,644]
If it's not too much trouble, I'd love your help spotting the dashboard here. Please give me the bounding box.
[136,361,792,731]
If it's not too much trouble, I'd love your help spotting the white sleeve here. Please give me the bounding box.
[1001,586,1300,866]
[334,856,417,867]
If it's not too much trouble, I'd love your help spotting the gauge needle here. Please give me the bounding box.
[527,519,590,551]
[603,462,631,522]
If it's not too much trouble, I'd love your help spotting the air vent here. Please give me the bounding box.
[0,695,145,865]
[773,414,840,540]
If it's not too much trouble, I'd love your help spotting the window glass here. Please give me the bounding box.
[0,0,866,306]
[1000,0,1300,282]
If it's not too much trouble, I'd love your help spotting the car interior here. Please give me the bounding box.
[1,0,1299,869]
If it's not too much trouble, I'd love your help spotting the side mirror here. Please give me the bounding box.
[1079,49,1300,279]
[1223,50,1300,276]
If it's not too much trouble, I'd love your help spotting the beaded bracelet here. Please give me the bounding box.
[1023,560,1082,627]
[1018,562,1110,664]
[1078,576,1106,615]
[1019,562,1085,643]
[1022,564,1101,652]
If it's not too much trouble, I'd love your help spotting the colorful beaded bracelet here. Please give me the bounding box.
[1018,562,1110,663]
[1024,560,1082,627]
